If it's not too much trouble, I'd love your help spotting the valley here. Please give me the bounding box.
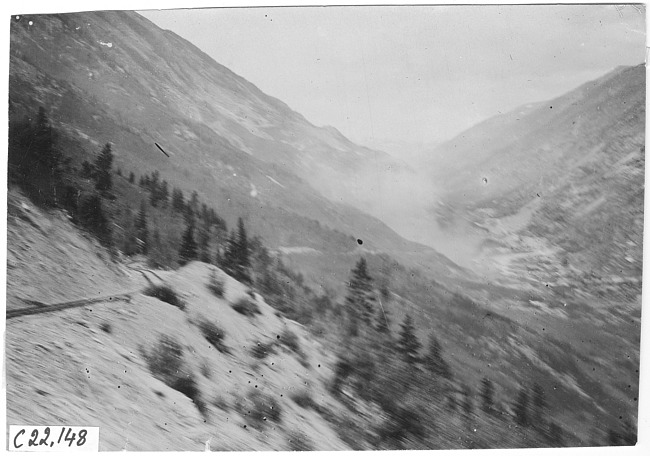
[5,9,644,451]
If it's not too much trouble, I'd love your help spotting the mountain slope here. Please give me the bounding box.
[7,11,642,449]
[428,64,644,216]
[426,65,644,287]
[6,196,351,450]
[8,11,462,282]
[10,11,412,213]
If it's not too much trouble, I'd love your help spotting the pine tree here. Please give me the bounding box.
[120,209,139,255]
[178,222,197,265]
[94,143,113,192]
[461,384,474,420]
[135,200,149,255]
[150,170,160,193]
[184,202,194,225]
[159,180,169,207]
[78,195,111,246]
[480,377,495,414]
[80,160,95,179]
[397,314,421,364]
[189,190,200,214]
[514,386,530,427]
[425,334,451,379]
[128,171,135,184]
[171,187,185,213]
[198,225,211,263]
[148,228,167,269]
[531,383,546,426]
[344,258,376,326]
[547,421,564,446]
[236,217,250,269]
[224,218,251,283]
[9,107,64,206]
[375,307,391,334]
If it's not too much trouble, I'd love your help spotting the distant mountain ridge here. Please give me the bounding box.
[428,64,645,215]
[426,63,645,296]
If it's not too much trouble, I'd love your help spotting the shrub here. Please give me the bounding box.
[198,319,228,353]
[200,360,212,379]
[231,296,261,317]
[100,322,112,333]
[286,430,315,451]
[144,285,185,311]
[212,395,229,411]
[145,334,184,380]
[375,402,426,448]
[279,328,309,367]
[279,329,300,353]
[251,341,275,359]
[290,390,316,409]
[145,334,206,417]
[207,269,225,297]
[243,390,282,429]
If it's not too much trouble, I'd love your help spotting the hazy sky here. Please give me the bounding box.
[137,4,645,150]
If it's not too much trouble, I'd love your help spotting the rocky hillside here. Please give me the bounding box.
[6,207,349,450]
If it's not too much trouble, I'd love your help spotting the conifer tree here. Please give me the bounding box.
[184,202,194,225]
[198,225,211,263]
[236,217,250,269]
[425,333,451,379]
[223,229,237,265]
[9,107,64,206]
[178,222,197,265]
[148,228,164,268]
[128,171,135,184]
[159,180,169,207]
[344,258,376,326]
[150,170,160,192]
[120,209,139,255]
[531,383,546,426]
[223,218,251,283]
[461,384,474,420]
[78,195,111,246]
[171,187,185,213]
[135,200,149,254]
[397,314,421,364]
[376,308,391,334]
[514,386,530,427]
[189,190,200,214]
[94,143,113,192]
[480,377,495,414]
